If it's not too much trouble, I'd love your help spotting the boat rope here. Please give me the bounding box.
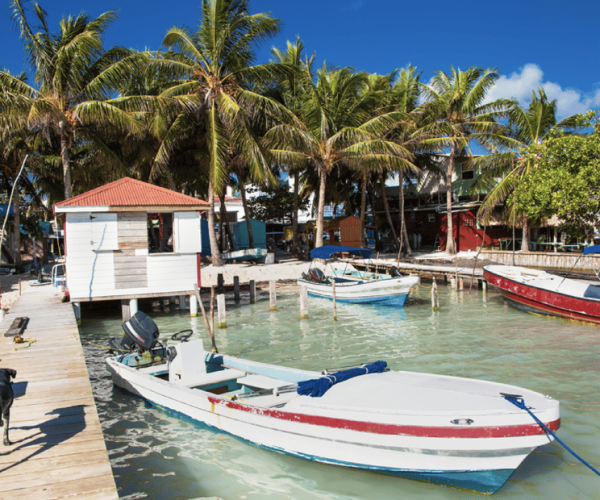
[502,394,600,477]
[12,335,77,351]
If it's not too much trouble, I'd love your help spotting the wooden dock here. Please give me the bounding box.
[0,282,118,499]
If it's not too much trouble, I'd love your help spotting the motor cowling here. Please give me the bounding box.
[109,311,160,353]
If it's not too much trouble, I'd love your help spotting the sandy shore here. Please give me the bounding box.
[200,259,311,287]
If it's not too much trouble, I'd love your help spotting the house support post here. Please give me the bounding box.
[190,294,198,317]
[72,302,81,325]
[121,300,130,323]
[179,295,187,311]
[129,299,138,316]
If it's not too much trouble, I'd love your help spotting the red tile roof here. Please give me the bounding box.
[54,177,209,209]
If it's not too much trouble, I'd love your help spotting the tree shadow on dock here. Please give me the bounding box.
[0,404,87,473]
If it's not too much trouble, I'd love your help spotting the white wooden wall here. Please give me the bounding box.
[65,210,202,301]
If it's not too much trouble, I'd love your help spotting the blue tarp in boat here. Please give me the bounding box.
[583,245,600,256]
[310,245,371,260]
[297,361,387,397]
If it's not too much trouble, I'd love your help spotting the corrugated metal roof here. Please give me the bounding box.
[54,177,209,209]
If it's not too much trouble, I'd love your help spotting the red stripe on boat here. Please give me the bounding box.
[208,397,560,438]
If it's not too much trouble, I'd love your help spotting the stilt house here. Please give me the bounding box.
[54,177,209,304]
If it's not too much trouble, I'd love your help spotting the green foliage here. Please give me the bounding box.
[246,182,309,223]
[515,111,600,234]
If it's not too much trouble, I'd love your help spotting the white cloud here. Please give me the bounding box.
[486,64,599,119]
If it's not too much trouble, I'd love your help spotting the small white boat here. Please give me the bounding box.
[221,248,267,262]
[106,312,560,494]
[297,245,419,306]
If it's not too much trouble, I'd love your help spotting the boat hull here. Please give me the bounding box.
[483,265,600,325]
[297,275,419,307]
[106,349,559,494]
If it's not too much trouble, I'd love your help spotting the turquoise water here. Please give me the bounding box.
[79,284,600,500]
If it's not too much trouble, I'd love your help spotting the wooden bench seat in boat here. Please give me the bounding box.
[239,391,299,408]
[239,374,293,391]
[179,368,246,389]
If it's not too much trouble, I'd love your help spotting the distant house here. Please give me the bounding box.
[323,216,362,248]
[54,177,209,316]
[377,155,512,252]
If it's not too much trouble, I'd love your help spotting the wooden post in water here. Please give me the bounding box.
[249,280,256,304]
[18,279,21,296]
[269,281,276,311]
[300,285,308,319]
[450,277,456,289]
[459,277,464,291]
[482,280,487,292]
[432,276,440,310]
[210,286,215,336]
[332,280,337,321]
[193,284,216,351]
[73,302,82,325]
[179,295,187,311]
[217,293,226,328]
[217,273,224,294]
[234,276,240,302]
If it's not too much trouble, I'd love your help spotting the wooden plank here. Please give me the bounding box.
[0,284,119,499]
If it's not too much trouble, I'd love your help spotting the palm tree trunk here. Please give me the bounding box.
[446,149,456,254]
[359,173,367,248]
[59,121,72,199]
[399,176,412,257]
[12,183,21,267]
[521,216,530,252]
[292,171,300,257]
[239,181,254,249]
[380,175,399,250]
[218,190,226,252]
[207,180,223,267]
[315,167,327,248]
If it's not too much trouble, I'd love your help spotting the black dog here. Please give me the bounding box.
[0,369,17,446]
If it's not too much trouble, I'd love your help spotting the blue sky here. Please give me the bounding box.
[1,0,599,119]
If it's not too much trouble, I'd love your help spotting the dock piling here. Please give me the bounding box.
[217,293,226,328]
[269,281,276,311]
[73,302,82,325]
[120,299,130,322]
[179,295,187,310]
[217,273,224,294]
[300,285,308,319]
[234,276,240,302]
[332,280,337,320]
[190,293,198,317]
[249,280,256,304]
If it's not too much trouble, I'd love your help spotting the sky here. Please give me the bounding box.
[1,0,599,120]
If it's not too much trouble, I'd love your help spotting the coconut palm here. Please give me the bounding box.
[270,37,314,256]
[420,66,513,254]
[155,0,291,266]
[266,65,416,249]
[1,0,146,199]
[472,87,583,251]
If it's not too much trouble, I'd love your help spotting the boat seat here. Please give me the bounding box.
[239,374,292,391]
[239,391,299,408]
[179,368,246,388]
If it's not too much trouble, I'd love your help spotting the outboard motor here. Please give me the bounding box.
[108,311,160,353]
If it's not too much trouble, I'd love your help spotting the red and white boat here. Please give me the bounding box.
[483,249,600,325]
[107,312,560,494]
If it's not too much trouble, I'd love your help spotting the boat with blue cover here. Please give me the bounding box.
[106,312,561,494]
[297,245,419,306]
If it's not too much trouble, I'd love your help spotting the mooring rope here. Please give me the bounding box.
[502,394,600,477]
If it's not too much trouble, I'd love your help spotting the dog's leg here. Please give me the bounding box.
[2,410,9,446]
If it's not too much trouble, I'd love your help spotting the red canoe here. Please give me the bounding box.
[483,265,600,325]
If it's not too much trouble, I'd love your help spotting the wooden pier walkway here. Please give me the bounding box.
[0,282,118,499]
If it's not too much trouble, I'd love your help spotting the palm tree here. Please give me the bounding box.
[270,37,314,257]
[266,65,415,249]
[473,87,583,251]
[420,66,513,254]
[2,1,146,199]
[156,0,290,266]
